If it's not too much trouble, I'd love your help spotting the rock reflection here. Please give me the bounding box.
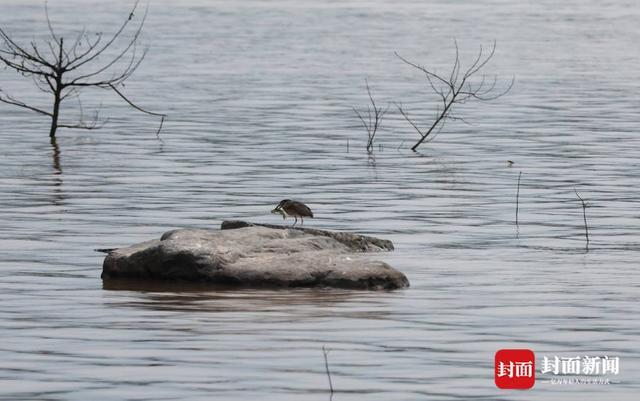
[103,278,361,313]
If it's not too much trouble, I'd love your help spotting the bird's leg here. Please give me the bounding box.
[293,217,298,226]
[300,217,304,226]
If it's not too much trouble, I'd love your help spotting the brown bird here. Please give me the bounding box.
[271,199,314,226]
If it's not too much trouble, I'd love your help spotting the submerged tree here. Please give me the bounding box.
[395,41,513,151]
[353,79,389,153]
[0,1,164,138]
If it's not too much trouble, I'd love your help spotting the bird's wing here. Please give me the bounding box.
[302,203,314,218]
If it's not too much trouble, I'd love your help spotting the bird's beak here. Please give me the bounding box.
[271,208,286,220]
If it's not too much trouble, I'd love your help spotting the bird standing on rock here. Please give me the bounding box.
[271,199,314,226]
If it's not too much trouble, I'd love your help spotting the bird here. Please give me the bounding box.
[271,199,314,226]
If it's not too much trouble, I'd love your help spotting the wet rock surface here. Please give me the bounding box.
[102,222,409,290]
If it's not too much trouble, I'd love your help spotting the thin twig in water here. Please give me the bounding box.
[353,79,389,153]
[515,171,522,227]
[322,346,334,395]
[574,188,590,252]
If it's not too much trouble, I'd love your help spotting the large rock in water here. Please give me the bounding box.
[101,221,409,290]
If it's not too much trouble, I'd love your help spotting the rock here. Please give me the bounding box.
[102,222,409,290]
[220,220,395,252]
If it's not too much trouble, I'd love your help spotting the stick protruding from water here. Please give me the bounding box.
[574,187,590,252]
[515,171,522,229]
[322,345,334,395]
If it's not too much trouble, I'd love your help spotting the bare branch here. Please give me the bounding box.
[107,83,163,117]
[0,27,53,68]
[447,113,472,125]
[0,91,52,116]
[65,7,148,85]
[32,74,53,93]
[30,40,51,66]
[395,51,452,89]
[449,38,460,86]
[353,106,370,135]
[353,79,388,152]
[465,40,496,78]
[44,1,59,43]
[69,27,86,59]
[0,55,53,77]
[460,74,515,101]
[66,45,147,87]
[58,100,107,130]
[70,32,104,64]
[65,0,143,71]
[108,83,167,136]
[395,102,423,137]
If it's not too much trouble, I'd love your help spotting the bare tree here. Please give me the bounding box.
[0,1,165,138]
[353,79,389,153]
[395,41,513,151]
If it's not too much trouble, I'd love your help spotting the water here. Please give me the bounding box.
[1,0,639,399]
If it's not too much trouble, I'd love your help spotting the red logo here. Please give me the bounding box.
[495,349,535,389]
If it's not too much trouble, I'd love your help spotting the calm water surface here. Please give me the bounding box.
[1,0,639,399]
